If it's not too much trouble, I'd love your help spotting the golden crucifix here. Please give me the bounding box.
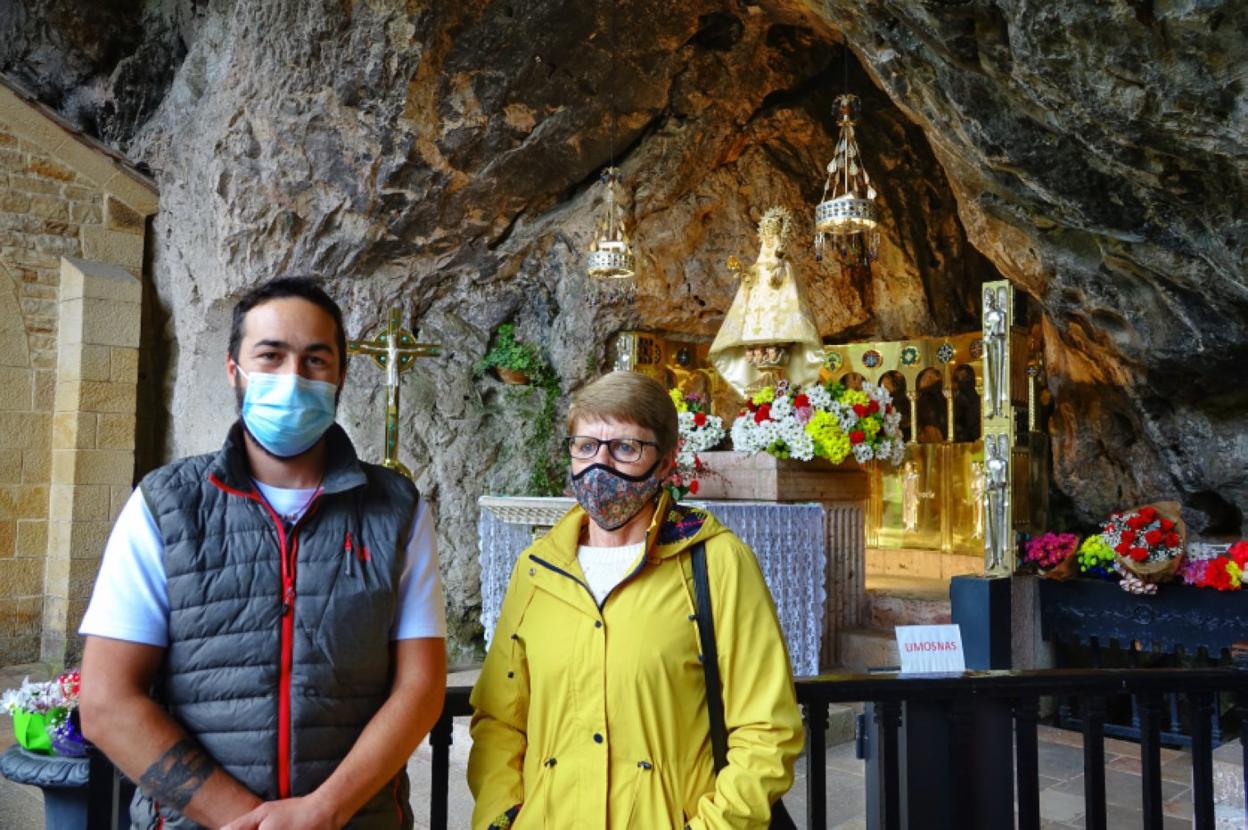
[348,307,441,479]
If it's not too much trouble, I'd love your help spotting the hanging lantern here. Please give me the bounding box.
[815,94,880,268]
[586,167,636,280]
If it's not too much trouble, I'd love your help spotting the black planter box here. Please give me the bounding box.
[1039,577,1248,657]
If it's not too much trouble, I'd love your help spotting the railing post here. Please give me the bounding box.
[1238,690,1248,828]
[950,697,974,829]
[802,699,828,830]
[429,712,454,830]
[1190,691,1216,830]
[1137,691,1164,829]
[1013,696,1040,830]
[877,700,902,830]
[1081,695,1107,830]
[86,749,118,830]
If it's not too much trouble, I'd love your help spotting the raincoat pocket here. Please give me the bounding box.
[515,756,559,830]
[621,760,683,829]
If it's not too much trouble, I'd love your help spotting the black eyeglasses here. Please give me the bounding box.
[565,435,658,463]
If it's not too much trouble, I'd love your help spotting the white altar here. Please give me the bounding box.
[477,495,865,676]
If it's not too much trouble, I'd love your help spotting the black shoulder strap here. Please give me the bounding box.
[691,541,729,774]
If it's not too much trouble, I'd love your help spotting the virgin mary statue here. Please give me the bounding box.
[709,206,825,395]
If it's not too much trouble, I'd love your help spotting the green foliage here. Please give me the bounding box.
[475,324,545,378]
[522,369,565,497]
[478,323,567,497]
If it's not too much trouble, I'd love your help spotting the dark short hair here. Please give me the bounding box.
[228,276,347,366]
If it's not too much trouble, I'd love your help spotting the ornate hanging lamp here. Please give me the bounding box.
[585,0,636,282]
[814,92,880,269]
[586,166,636,279]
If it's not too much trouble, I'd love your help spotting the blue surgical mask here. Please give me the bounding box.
[237,368,338,458]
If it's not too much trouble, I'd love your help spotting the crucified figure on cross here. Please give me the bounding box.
[348,307,441,479]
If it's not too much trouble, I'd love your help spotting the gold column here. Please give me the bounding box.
[943,368,954,443]
[907,391,918,444]
[1027,363,1038,433]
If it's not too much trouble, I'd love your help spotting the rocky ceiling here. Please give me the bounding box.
[4,0,1244,655]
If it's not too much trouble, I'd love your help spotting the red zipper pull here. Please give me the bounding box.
[281,583,295,616]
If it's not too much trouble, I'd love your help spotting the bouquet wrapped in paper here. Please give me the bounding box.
[1100,502,1185,584]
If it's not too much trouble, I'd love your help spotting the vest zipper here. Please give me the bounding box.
[208,473,321,801]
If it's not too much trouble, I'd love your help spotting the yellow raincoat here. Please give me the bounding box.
[468,495,803,829]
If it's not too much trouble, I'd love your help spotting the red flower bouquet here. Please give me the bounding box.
[1100,502,1186,584]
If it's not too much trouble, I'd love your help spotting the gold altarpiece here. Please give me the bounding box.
[612,303,1049,564]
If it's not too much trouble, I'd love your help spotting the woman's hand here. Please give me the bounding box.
[219,795,339,830]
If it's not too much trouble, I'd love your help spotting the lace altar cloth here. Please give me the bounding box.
[477,497,827,676]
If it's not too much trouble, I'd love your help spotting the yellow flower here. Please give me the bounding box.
[839,388,870,407]
[669,388,688,413]
[805,411,851,464]
[1229,561,1242,589]
[751,387,776,406]
[862,418,880,439]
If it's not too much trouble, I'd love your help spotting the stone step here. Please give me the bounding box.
[837,628,900,673]
[865,575,952,629]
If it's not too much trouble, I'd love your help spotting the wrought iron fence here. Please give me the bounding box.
[84,667,1248,830]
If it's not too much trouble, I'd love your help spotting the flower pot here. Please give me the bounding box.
[0,744,90,828]
[493,367,530,385]
[11,709,61,754]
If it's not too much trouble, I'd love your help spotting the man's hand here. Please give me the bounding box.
[220,796,337,830]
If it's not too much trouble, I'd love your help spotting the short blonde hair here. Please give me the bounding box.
[567,371,679,455]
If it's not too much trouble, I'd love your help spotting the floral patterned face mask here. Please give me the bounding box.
[570,460,663,531]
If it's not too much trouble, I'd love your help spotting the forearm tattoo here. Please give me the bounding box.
[137,738,217,811]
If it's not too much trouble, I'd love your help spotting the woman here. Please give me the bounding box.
[468,371,802,829]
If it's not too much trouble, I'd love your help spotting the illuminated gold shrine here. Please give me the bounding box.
[612,306,1050,561]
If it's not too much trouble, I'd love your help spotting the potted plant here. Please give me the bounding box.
[0,670,92,828]
[1,672,79,754]
[476,323,545,385]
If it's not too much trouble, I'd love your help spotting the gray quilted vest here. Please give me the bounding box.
[129,422,421,829]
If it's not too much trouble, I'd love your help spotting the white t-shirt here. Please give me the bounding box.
[578,542,646,607]
[79,482,446,647]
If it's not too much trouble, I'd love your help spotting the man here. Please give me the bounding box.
[79,277,447,829]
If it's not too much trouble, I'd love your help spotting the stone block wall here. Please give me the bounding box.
[43,258,143,665]
[0,81,156,666]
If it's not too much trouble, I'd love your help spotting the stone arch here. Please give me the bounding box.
[952,363,980,442]
[915,367,945,442]
[840,371,865,391]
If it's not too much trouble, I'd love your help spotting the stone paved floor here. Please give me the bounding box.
[1,660,1242,829]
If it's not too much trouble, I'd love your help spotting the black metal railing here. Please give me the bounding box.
[793,667,1247,830]
[82,668,1247,829]
[428,669,1248,830]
